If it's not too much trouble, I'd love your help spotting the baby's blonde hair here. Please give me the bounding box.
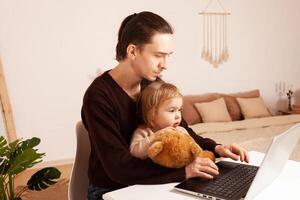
[139,81,183,128]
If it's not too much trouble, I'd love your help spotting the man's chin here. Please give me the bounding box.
[154,74,163,80]
[147,76,159,81]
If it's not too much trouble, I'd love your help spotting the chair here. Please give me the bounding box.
[68,121,91,200]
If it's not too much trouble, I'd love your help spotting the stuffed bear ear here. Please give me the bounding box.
[147,141,163,159]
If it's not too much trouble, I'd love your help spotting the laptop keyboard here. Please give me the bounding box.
[205,164,258,199]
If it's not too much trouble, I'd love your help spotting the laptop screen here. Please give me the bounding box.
[174,123,300,200]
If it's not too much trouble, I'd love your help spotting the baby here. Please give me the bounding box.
[130,81,189,159]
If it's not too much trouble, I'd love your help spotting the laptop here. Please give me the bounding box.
[174,123,300,200]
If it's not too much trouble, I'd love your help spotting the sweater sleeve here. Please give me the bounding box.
[179,118,219,154]
[130,128,156,159]
[82,93,185,186]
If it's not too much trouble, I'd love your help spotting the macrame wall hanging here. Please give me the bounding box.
[199,0,230,68]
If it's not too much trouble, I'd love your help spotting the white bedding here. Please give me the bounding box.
[190,114,300,161]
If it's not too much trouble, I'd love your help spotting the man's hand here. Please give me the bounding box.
[185,157,219,179]
[215,144,249,163]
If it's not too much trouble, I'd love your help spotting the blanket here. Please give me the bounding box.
[190,114,300,161]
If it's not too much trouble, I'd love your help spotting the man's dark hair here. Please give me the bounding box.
[115,11,173,61]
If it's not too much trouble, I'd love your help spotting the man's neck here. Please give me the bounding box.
[109,62,142,100]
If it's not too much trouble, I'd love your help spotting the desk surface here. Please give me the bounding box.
[103,151,300,200]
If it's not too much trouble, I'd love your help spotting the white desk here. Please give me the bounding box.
[103,151,300,200]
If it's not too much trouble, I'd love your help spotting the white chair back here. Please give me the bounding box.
[68,121,90,200]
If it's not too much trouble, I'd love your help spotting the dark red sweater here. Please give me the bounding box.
[81,71,218,189]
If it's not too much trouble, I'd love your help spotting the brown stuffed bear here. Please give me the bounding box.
[147,130,215,168]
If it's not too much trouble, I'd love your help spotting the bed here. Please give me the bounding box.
[182,89,300,161]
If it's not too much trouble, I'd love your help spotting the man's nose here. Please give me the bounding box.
[159,58,167,70]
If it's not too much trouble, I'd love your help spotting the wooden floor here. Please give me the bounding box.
[14,159,73,200]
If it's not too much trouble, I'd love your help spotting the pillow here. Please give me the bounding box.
[221,89,261,121]
[222,95,242,121]
[182,89,261,125]
[182,93,221,125]
[194,98,232,123]
[229,89,260,98]
[236,97,271,119]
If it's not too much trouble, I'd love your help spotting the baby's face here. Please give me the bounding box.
[152,97,183,131]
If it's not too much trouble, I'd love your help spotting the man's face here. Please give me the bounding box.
[152,97,183,131]
[132,33,173,81]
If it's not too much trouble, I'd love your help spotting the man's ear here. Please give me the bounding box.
[127,44,138,60]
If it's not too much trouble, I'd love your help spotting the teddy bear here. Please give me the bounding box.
[147,130,215,168]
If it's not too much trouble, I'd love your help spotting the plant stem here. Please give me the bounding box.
[4,176,11,200]
[0,176,8,200]
[4,182,10,200]
[15,186,28,199]
[8,175,14,200]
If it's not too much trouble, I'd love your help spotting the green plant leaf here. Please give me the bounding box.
[0,136,10,175]
[0,137,61,199]
[0,158,9,175]
[0,136,9,157]
[0,176,7,200]
[8,149,44,175]
[7,139,22,164]
[20,138,40,151]
[27,167,61,191]
[8,139,21,150]
[8,138,40,162]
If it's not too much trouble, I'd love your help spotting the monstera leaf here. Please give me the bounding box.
[4,137,44,176]
[0,136,61,199]
[8,148,44,175]
[27,167,61,191]
[0,136,9,157]
[0,136,10,175]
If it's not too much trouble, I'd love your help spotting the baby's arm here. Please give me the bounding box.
[130,127,156,159]
[130,126,182,159]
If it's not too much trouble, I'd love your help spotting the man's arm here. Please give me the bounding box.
[83,96,185,185]
[179,118,219,154]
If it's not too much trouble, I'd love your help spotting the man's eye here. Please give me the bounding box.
[169,109,175,112]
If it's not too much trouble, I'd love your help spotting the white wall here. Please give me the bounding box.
[1,0,300,161]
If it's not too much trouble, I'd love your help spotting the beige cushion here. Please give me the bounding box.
[222,95,242,121]
[182,89,260,125]
[222,89,261,121]
[229,89,260,98]
[194,98,232,123]
[182,93,221,125]
[236,97,271,119]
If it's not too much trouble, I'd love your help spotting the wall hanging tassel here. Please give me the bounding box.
[199,0,230,68]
